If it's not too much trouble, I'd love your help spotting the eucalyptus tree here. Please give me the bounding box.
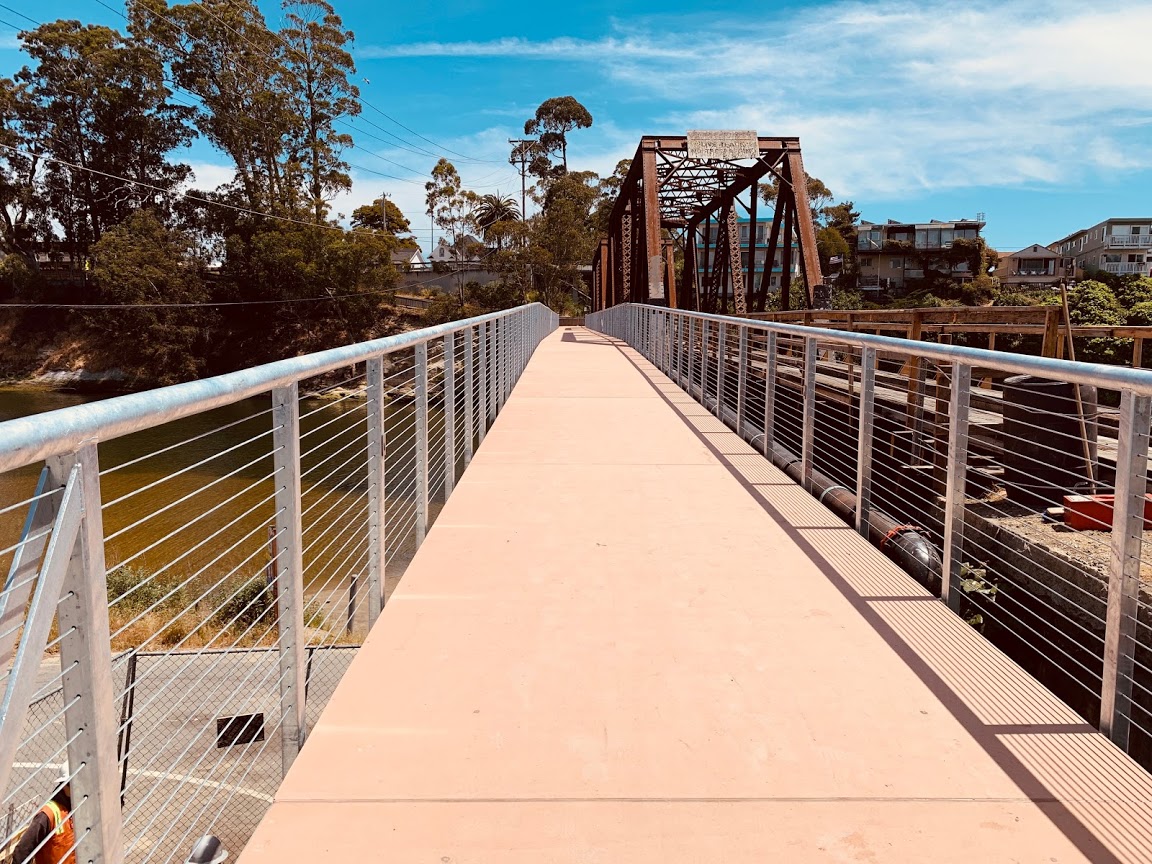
[524,96,592,174]
[278,0,360,223]
[12,19,193,251]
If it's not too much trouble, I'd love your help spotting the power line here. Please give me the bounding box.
[0,140,381,236]
[87,0,515,189]
[0,2,36,26]
[9,2,518,198]
[3,4,434,196]
[171,0,499,166]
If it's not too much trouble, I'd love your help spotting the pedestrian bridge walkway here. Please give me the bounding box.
[238,327,1152,863]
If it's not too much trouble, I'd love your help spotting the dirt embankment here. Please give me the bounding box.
[0,314,130,391]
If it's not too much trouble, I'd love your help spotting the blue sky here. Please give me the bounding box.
[3,0,1151,254]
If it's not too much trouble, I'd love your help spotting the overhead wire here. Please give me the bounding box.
[144,0,499,166]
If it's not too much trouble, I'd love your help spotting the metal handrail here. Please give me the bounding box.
[641,305,1152,395]
[0,302,558,864]
[0,305,538,474]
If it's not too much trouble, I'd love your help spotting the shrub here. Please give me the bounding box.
[107,565,187,615]
[215,576,275,629]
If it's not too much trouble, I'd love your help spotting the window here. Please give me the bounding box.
[756,224,767,243]
[890,258,904,269]
[858,257,874,268]
[739,224,749,243]
[770,275,779,287]
[1130,254,1146,263]
[1104,254,1122,264]
[1133,226,1143,236]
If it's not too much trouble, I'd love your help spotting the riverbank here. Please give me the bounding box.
[0,303,428,394]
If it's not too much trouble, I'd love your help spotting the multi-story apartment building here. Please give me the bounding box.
[856,218,985,293]
[994,244,1066,289]
[1053,219,1152,280]
[695,216,800,296]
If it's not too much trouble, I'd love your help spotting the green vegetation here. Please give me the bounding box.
[0,0,411,387]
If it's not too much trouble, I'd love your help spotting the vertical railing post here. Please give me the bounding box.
[443,332,456,497]
[700,319,710,404]
[855,347,876,537]
[941,362,972,610]
[491,318,500,413]
[499,318,508,409]
[414,343,430,546]
[736,325,748,438]
[672,315,681,387]
[463,327,475,466]
[271,383,307,775]
[664,313,671,375]
[715,322,727,420]
[1101,391,1152,748]
[44,444,123,864]
[366,357,386,626]
[763,331,777,457]
[674,316,683,385]
[801,336,817,491]
[478,322,489,442]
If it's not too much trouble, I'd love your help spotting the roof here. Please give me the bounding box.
[1002,244,1060,258]
[391,248,423,264]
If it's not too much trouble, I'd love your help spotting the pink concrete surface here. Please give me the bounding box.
[239,327,1152,863]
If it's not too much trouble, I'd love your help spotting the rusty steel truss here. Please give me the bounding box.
[591,135,822,314]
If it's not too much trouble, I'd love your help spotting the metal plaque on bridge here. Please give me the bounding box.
[686,130,759,161]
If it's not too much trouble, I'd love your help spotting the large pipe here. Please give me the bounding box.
[766,441,942,590]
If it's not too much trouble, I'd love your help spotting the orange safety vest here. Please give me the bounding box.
[36,801,76,864]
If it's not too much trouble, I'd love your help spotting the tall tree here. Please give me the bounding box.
[134,0,296,214]
[13,20,193,252]
[425,158,476,299]
[278,0,360,223]
[0,76,48,267]
[524,96,592,174]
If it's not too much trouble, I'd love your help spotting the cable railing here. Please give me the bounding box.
[589,302,1152,774]
[0,303,557,864]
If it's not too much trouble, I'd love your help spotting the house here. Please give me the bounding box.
[429,235,484,267]
[994,244,1066,289]
[390,247,427,272]
[693,216,800,295]
[855,218,985,293]
[1053,219,1152,281]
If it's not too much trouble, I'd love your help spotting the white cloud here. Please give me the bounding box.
[185,161,235,192]
[357,36,693,61]
[360,0,1152,200]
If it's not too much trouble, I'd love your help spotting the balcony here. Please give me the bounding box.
[1108,235,1152,248]
[1102,262,1149,274]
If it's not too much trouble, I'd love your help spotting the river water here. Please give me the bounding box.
[0,385,450,643]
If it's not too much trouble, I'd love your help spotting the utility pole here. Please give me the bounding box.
[508,139,535,219]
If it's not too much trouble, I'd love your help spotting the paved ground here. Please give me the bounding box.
[239,327,1152,863]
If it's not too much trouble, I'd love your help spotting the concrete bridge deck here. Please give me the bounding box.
[239,328,1152,863]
